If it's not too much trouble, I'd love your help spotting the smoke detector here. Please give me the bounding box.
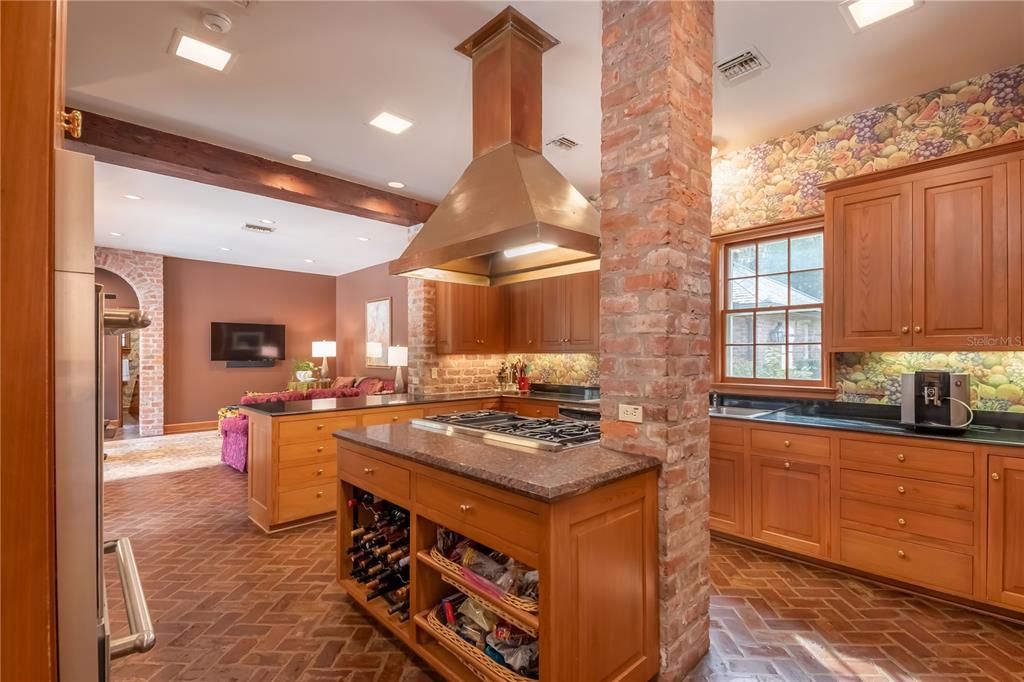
[241,222,276,234]
[715,48,769,83]
[546,136,579,151]
[202,11,233,34]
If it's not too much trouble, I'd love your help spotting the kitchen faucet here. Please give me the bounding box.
[710,391,720,409]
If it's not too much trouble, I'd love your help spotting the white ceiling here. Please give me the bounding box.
[93,162,410,276]
[68,0,1024,271]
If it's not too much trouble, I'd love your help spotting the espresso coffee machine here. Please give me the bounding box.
[900,371,972,433]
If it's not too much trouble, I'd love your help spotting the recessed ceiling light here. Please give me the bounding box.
[291,153,313,163]
[169,30,233,71]
[109,232,122,237]
[357,237,370,242]
[840,0,919,31]
[369,112,413,135]
[304,258,315,263]
[257,218,275,225]
[122,194,143,200]
[387,181,406,189]
[220,247,231,252]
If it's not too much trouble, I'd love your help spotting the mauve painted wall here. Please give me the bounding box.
[164,257,336,425]
[335,262,408,379]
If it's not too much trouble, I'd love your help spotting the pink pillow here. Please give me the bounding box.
[332,376,356,389]
[307,387,360,399]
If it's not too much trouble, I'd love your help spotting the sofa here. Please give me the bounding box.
[218,377,399,472]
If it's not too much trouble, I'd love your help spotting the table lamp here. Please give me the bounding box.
[387,345,408,394]
[312,340,336,378]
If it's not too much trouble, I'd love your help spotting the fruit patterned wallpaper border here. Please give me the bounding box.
[711,63,1024,234]
[835,352,1024,413]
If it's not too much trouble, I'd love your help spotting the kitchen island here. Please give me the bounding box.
[334,422,660,682]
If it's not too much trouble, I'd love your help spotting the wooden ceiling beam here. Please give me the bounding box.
[64,110,435,227]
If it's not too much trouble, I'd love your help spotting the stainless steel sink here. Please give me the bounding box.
[709,406,772,418]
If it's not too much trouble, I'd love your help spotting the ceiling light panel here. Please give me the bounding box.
[169,30,233,71]
[370,112,413,134]
[840,0,920,31]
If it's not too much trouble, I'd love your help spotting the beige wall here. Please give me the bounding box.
[164,257,336,425]
[334,262,408,379]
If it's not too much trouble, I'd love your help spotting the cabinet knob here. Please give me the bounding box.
[392,416,399,421]
[459,504,472,512]
[897,517,906,526]
[316,491,324,498]
[783,440,791,447]
[992,472,1001,481]
[914,326,922,333]
[896,549,906,559]
[317,446,325,452]
[897,453,906,462]
[900,326,909,334]
[783,461,791,469]
[316,424,325,430]
[363,467,375,475]
[897,485,906,494]
[316,468,324,476]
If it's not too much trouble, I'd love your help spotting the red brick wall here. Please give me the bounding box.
[600,1,714,676]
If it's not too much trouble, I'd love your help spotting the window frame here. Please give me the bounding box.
[711,217,835,399]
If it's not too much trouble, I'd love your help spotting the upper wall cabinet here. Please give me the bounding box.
[826,141,1024,352]
[539,271,600,352]
[435,282,507,354]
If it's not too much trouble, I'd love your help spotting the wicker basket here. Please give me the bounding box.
[424,609,535,682]
[429,547,539,614]
[440,574,537,637]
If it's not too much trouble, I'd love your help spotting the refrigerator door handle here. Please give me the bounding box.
[103,537,155,659]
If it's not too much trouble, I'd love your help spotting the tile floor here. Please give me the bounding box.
[105,463,1024,681]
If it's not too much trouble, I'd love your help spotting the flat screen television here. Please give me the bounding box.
[211,322,286,361]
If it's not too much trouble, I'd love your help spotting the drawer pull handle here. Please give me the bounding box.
[459,504,472,513]
[316,491,324,498]
[317,446,325,453]
[901,326,910,334]
[783,440,791,447]
[897,485,906,494]
[896,453,906,462]
[897,517,906,526]
[992,472,1001,481]
[783,461,791,469]
[316,468,324,476]
[316,424,325,430]
[363,467,375,475]
[896,549,906,558]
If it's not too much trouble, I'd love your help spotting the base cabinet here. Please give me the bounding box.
[987,454,1024,608]
[709,447,744,535]
[749,454,829,557]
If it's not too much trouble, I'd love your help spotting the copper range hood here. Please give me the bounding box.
[389,7,600,287]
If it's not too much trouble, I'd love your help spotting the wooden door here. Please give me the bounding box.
[913,164,1009,347]
[564,271,600,351]
[987,454,1024,608]
[750,455,829,556]
[709,448,744,535]
[829,182,913,350]
[476,285,506,353]
[539,277,566,351]
[436,282,480,354]
[506,280,540,352]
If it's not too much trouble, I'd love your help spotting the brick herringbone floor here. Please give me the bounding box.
[105,464,1024,681]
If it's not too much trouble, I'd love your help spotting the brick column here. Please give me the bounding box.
[600,1,714,676]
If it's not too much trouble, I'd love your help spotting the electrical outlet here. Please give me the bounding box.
[619,404,643,423]
[431,368,439,380]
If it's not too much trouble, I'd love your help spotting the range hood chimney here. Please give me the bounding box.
[389,6,600,287]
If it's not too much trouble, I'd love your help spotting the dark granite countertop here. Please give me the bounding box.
[333,424,658,502]
[238,390,597,416]
[711,395,1024,448]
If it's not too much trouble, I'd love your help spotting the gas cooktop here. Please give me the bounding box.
[411,410,600,451]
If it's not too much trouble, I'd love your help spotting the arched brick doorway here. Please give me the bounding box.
[95,247,165,436]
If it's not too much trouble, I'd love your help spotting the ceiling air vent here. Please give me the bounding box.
[546,136,579,151]
[241,222,276,234]
[715,48,769,83]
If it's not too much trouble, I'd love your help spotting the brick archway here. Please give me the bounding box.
[95,247,165,436]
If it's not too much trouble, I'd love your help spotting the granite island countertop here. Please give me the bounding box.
[239,389,598,417]
[333,423,658,502]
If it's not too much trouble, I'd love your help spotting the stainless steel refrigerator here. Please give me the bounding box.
[55,148,154,681]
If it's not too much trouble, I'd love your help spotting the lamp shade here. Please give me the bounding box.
[387,345,409,368]
[366,341,383,358]
[312,340,336,358]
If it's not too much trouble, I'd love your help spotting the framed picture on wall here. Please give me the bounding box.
[365,297,392,367]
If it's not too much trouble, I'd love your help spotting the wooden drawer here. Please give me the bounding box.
[710,421,744,447]
[840,438,973,478]
[416,476,539,553]
[361,408,425,426]
[750,428,829,458]
[279,415,358,445]
[511,401,559,419]
[280,440,334,466]
[277,482,336,523]
[278,459,336,492]
[840,469,973,512]
[338,448,411,501]
[424,401,481,417]
[839,528,973,595]
[839,498,974,546]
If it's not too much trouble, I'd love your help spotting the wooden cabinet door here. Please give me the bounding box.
[436,282,506,354]
[539,277,566,351]
[987,454,1024,608]
[913,164,1009,348]
[709,447,744,535]
[829,182,913,350]
[507,280,541,353]
[564,271,600,351]
[477,285,506,353]
[750,454,829,557]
